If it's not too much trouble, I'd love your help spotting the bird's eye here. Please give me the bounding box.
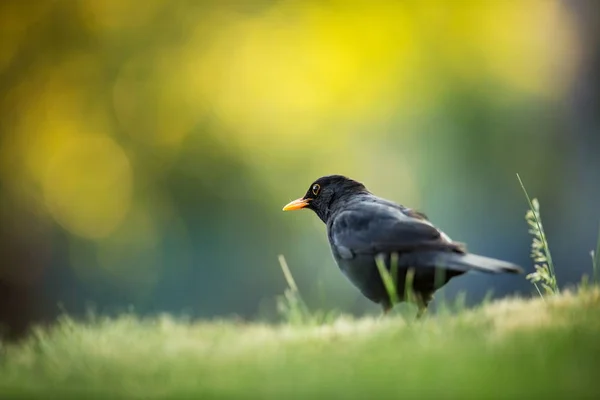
[312,184,321,196]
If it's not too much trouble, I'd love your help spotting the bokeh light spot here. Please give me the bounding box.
[112,52,200,149]
[43,135,133,239]
[193,2,419,147]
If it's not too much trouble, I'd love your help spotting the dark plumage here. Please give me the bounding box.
[283,175,523,318]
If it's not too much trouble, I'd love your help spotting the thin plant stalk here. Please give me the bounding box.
[375,254,399,305]
[517,174,557,279]
[593,222,600,284]
[517,173,559,297]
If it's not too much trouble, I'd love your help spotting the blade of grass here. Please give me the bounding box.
[390,252,399,288]
[533,282,545,301]
[278,254,299,293]
[405,267,416,304]
[375,254,398,305]
[593,222,600,284]
[517,173,556,279]
[517,173,558,297]
[276,255,311,325]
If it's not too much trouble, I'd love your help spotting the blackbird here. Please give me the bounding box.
[282,175,522,318]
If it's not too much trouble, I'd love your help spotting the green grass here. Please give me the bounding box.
[1,288,599,399]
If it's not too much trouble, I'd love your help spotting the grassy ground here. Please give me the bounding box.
[1,287,599,399]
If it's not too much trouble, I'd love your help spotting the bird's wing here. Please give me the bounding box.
[330,204,464,259]
[364,196,431,221]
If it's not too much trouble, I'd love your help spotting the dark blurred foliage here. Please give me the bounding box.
[1,0,599,340]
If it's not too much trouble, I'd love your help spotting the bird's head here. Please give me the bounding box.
[282,175,368,222]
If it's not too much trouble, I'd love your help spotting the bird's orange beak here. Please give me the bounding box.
[282,197,310,211]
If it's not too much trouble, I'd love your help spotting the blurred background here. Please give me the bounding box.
[1,0,599,339]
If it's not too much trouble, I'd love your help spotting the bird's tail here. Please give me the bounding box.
[398,251,523,275]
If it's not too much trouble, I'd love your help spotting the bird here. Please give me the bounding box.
[282,175,523,318]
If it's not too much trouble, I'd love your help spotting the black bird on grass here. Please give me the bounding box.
[282,175,523,318]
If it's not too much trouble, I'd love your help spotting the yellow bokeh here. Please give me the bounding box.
[5,54,107,179]
[180,0,579,170]
[112,51,200,148]
[0,2,53,71]
[42,134,133,239]
[435,1,579,97]
[81,0,163,34]
[192,2,420,146]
